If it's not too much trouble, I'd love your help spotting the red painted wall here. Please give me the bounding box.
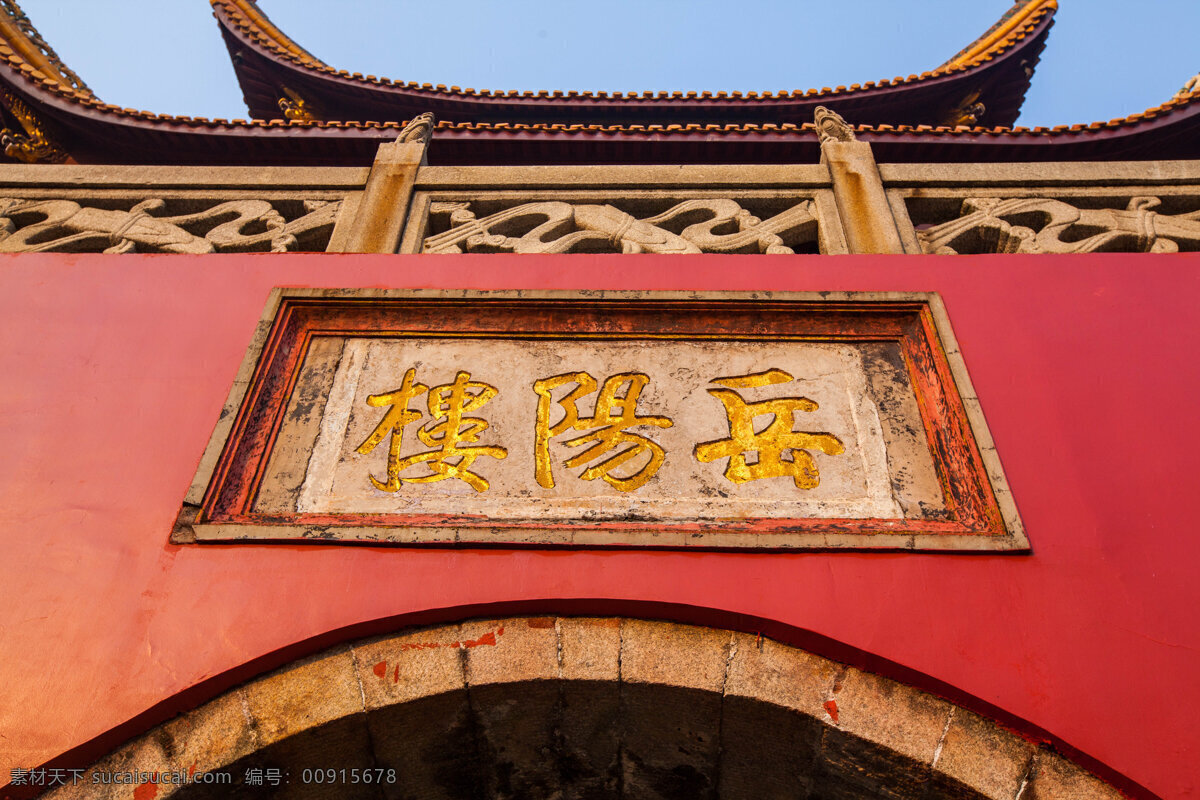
[1,253,1197,798]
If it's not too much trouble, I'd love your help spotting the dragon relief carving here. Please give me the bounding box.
[814,106,855,145]
[0,197,341,253]
[918,197,1200,255]
[0,89,68,164]
[397,112,435,145]
[277,86,319,122]
[422,199,818,254]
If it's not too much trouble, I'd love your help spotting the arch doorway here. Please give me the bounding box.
[48,617,1124,800]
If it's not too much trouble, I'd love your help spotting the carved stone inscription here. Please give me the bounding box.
[255,338,946,523]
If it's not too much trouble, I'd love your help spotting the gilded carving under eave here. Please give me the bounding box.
[277,86,319,121]
[423,199,818,254]
[0,198,342,253]
[941,90,987,127]
[918,197,1200,254]
[0,89,68,164]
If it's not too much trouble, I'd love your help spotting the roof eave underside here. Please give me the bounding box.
[212,0,1053,128]
[5,68,1199,167]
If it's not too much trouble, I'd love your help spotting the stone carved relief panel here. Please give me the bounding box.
[908,194,1200,255]
[0,196,341,253]
[420,196,823,255]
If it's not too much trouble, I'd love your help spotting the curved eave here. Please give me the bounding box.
[4,79,1197,168]
[213,0,1053,128]
[1,32,1196,168]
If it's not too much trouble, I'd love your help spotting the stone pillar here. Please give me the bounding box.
[328,113,433,253]
[815,107,905,255]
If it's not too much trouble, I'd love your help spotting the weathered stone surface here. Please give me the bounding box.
[724,631,841,718]
[814,667,952,799]
[559,617,621,681]
[44,618,1130,800]
[821,138,905,255]
[831,667,952,764]
[242,646,365,744]
[463,617,558,686]
[291,338,911,521]
[353,624,465,708]
[930,709,1034,800]
[421,197,820,255]
[333,137,426,254]
[43,734,174,800]
[254,336,346,513]
[1027,751,1126,800]
[159,690,257,782]
[620,619,730,691]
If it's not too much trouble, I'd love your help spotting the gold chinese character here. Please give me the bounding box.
[356,368,508,492]
[534,372,673,492]
[694,368,843,489]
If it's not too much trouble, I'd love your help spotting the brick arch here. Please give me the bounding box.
[46,617,1123,800]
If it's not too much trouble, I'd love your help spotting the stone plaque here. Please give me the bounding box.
[178,290,1026,551]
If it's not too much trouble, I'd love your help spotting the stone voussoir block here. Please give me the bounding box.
[1027,750,1127,800]
[830,665,952,765]
[352,623,466,709]
[463,616,559,686]
[932,708,1035,800]
[725,631,841,720]
[619,619,731,692]
[558,616,621,681]
[43,730,175,800]
[241,645,364,745]
[158,689,257,781]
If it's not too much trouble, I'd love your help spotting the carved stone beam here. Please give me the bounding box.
[330,112,433,253]
[815,107,904,255]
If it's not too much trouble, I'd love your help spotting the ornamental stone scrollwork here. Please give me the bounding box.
[0,197,341,253]
[422,198,818,254]
[917,196,1200,254]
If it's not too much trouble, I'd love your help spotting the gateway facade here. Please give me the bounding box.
[1,2,1198,798]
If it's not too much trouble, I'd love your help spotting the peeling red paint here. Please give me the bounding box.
[392,663,399,683]
[397,625,505,651]
[464,631,496,648]
[824,700,840,724]
[372,660,387,679]
[133,781,158,800]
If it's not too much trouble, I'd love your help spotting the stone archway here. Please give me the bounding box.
[47,618,1123,800]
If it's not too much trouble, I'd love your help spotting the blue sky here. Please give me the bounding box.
[17,0,1200,127]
